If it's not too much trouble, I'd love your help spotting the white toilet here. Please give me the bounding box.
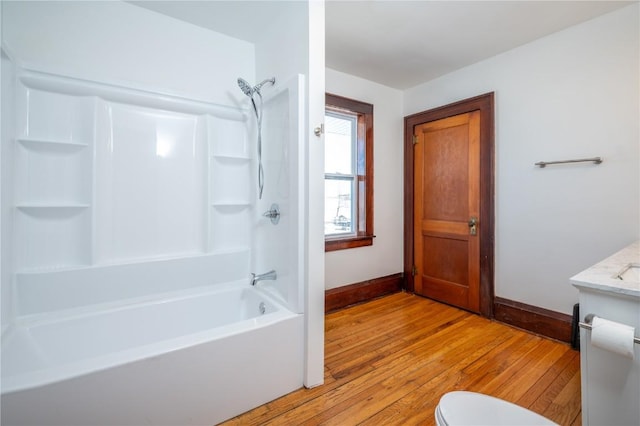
[435,391,559,425]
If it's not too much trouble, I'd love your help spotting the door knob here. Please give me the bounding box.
[468,216,478,236]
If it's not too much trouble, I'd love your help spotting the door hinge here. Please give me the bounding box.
[413,135,418,145]
[411,265,417,277]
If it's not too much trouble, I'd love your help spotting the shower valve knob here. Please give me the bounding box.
[262,203,281,225]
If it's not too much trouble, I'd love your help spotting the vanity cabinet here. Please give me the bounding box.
[571,242,640,426]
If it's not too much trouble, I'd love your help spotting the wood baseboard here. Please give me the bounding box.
[325,280,572,343]
[325,273,403,313]
[493,297,573,343]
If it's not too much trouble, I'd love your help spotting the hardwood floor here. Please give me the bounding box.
[222,292,581,425]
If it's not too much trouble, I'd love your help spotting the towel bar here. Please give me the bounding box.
[535,157,602,168]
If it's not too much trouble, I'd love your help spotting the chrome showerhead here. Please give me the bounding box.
[237,77,275,98]
[237,78,254,97]
[236,76,276,201]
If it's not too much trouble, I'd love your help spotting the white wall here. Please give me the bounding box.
[2,1,254,106]
[255,2,307,87]
[404,4,639,315]
[325,68,404,289]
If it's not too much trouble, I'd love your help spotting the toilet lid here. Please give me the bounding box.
[437,391,558,426]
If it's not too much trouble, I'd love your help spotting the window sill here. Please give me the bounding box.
[325,235,374,252]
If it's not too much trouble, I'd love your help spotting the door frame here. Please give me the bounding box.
[403,93,495,318]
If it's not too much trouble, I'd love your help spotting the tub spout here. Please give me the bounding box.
[251,270,277,286]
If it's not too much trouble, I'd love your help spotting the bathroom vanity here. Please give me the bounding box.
[571,241,640,426]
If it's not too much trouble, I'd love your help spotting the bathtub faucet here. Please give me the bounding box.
[251,270,277,286]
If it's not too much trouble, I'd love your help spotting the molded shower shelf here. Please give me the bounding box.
[17,138,88,151]
[207,115,250,159]
[211,154,251,161]
[208,204,250,253]
[15,140,92,209]
[16,263,90,275]
[15,204,92,271]
[211,202,251,208]
[210,157,251,204]
[17,204,90,212]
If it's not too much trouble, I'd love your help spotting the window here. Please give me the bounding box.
[325,94,374,251]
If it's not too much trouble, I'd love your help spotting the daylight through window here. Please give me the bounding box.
[324,94,374,252]
[325,111,357,236]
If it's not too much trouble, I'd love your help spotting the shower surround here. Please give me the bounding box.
[0,2,309,423]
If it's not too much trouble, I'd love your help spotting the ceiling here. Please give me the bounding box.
[131,0,635,90]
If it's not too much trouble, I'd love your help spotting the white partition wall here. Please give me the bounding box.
[251,0,325,387]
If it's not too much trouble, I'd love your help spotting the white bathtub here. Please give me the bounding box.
[1,281,304,425]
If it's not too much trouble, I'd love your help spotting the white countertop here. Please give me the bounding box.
[571,241,640,299]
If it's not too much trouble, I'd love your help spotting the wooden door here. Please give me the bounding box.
[413,111,480,312]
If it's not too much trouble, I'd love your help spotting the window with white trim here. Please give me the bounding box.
[324,94,374,251]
